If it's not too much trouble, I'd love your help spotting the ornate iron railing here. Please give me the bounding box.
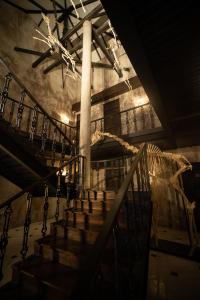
[0,155,85,280]
[90,102,161,135]
[91,156,134,191]
[72,144,152,299]
[0,58,77,154]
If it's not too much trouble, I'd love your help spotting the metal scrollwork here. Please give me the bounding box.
[20,193,32,260]
[30,105,38,141]
[41,115,48,152]
[41,183,49,237]
[0,73,12,117]
[16,90,26,128]
[0,204,13,280]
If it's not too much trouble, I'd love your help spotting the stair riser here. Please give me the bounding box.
[17,272,68,300]
[80,191,116,200]
[74,201,113,213]
[35,244,81,270]
[50,224,98,244]
[65,212,106,228]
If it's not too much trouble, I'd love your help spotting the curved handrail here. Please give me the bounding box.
[5,95,76,130]
[0,155,85,210]
[72,144,150,298]
[0,57,74,145]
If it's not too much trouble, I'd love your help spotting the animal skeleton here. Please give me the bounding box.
[33,14,79,80]
[70,0,86,19]
[107,21,132,90]
[91,130,199,250]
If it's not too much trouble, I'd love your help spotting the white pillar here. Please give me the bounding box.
[79,20,92,189]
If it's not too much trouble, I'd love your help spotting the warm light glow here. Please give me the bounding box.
[60,114,70,124]
[134,96,149,107]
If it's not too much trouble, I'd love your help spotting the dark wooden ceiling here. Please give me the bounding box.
[101,0,200,148]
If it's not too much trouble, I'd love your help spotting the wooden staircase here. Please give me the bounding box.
[0,190,116,300]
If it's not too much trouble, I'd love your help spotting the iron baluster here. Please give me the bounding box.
[55,170,61,223]
[0,73,12,118]
[126,111,129,135]
[113,226,120,297]
[141,106,145,130]
[149,104,155,128]
[8,101,15,125]
[48,120,52,139]
[30,105,38,141]
[41,115,48,152]
[26,107,32,132]
[20,193,32,259]
[16,90,26,129]
[133,108,137,132]
[97,162,99,190]
[41,183,49,237]
[60,138,66,165]
[51,127,57,166]
[0,204,13,280]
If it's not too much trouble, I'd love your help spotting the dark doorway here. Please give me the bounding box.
[104,99,121,136]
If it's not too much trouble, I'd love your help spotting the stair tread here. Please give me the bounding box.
[13,255,78,295]
[65,209,107,217]
[55,220,102,233]
[37,235,93,254]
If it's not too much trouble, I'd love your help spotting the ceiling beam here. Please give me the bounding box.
[72,76,141,112]
[58,0,99,23]
[3,0,27,13]
[23,9,65,14]
[32,3,103,68]
[74,60,113,69]
[101,0,176,147]
[27,0,47,12]
[14,47,43,56]
[48,0,64,10]
[43,17,109,74]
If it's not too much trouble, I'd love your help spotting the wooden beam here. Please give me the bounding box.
[74,60,113,69]
[3,0,27,13]
[92,28,123,77]
[48,0,64,10]
[61,4,103,42]
[27,0,47,12]
[25,9,65,14]
[14,47,43,56]
[58,0,99,23]
[32,3,103,68]
[101,0,176,147]
[72,76,141,112]
[43,16,109,74]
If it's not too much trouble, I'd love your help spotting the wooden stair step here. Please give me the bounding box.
[56,218,103,231]
[80,190,116,200]
[50,221,99,244]
[35,236,92,269]
[74,199,113,212]
[65,210,106,227]
[12,255,77,299]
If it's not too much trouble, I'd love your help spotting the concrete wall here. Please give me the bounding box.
[0,176,66,228]
[90,45,161,134]
[0,2,80,125]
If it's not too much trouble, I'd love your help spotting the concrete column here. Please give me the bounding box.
[79,20,92,189]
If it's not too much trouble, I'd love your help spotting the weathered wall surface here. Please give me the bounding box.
[90,45,161,135]
[0,2,80,124]
[0,176,65,228]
